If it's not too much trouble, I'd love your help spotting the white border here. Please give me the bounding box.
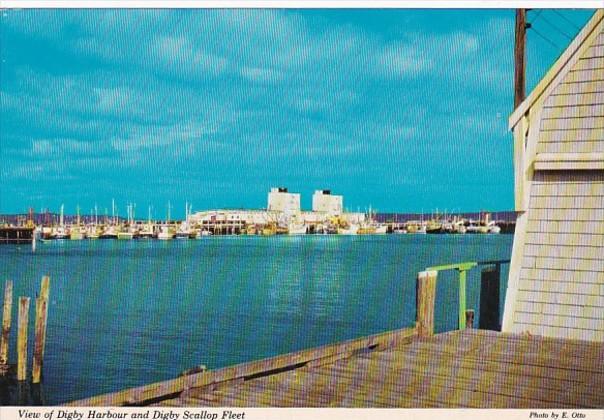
[1,407,603,420]
[0,0,601,8]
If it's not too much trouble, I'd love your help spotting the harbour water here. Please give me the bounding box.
[0,234,512,404]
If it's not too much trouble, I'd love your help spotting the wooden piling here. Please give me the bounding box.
[0,280,13,366]
[32,276,50,383]
[416,271,437,337]
[38,276,50,362]
[479,265,501,331]
[465,309,475,329]
[17,297,30,381]
[32,298,48,384]
[40,276,50,302]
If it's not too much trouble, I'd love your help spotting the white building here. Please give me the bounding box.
[188,187,365,231]
[188,209,269,226]
[267,187,301,215]
[312,190,343,215]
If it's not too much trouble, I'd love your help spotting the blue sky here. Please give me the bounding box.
[0,9,595,218]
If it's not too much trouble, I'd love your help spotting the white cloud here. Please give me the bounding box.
[110,121,223,154]
[376,44,433,77]
[94,87,132,113]
[29,139,100,157]
[152,35,230,78]
[240,67,283,83]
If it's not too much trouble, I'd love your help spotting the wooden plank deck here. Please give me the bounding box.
[149,329,603,408]
[70,328,604,408]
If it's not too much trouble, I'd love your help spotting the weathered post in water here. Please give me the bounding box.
[32,300,48,383]
[32,276,50,383]
[0,280,13,367]
[416,271,437,337]
[17,297,30,381]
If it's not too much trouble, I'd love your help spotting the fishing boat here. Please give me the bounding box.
[157,225,174,240]
[453,220,467,234]
[86,205,100,239]
[70,205,85,240]
[69,227,85,240]
[139,227,154,239]
[288,223,307,235]
[87,226,99,239]
[123,203,140,239]
[426,220,443,234]
[157,202,175,240]
[117,230,134,240]
[41,226,53,240]
[487,221,501,234]
[357,225,376,235]
[52,226,69,240]
[406,221,427,234]
[99,225,118,239]
[375,224,388,234]
[176,202,193,239]
[175,230,191,239]
[357,206,387,234]
[139,205,154,238]
[52,204,69,240]
[465,220,489,234]
[195,229,212,239]
[338,224,359,235]
[262,224,277,236]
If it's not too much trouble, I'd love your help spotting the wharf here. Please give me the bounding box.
[0,227,33,244]
[69,327,604,408]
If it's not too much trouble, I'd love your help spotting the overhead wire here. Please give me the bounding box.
[551,9,582,31]
[530,9,544,24]
[530,26,561,50]
[539,12,574,40]
[527,10,561,52]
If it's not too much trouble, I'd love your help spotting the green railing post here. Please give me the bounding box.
[426,261,477,331]
[458,269,467,329]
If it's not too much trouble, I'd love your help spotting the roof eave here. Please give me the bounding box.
[508,9,604,130]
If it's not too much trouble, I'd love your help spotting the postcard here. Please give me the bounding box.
[0,3,602,418]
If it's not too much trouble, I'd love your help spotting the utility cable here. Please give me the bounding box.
[540,13,574,40]
[530,26,561,50]
[529,9,543,24]
[551,9,581,31]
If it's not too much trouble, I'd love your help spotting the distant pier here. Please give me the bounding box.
[0,227,33,245]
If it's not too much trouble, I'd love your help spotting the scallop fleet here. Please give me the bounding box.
[0,187,514,244]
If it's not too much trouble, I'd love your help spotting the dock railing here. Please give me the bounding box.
[417,259,510,336]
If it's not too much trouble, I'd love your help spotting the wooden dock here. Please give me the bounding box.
[154,329,604,408]
[68,327,604,408]
[66,267,603,408]
[0,227,33,245]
